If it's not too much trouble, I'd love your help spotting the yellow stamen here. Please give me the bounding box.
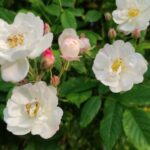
[128,8,140,18]
[111,58,126,72]
[7,33,24,48]
[25,101,39,117]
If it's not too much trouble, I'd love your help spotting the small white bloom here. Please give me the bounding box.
[92,40,148,93]
[3,81,63,139]
[0,12,53,82]
[58,28,80,61]
[112,0,150,33]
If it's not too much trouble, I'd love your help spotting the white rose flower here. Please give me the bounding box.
[58,28,80,61]
[0,12,53,82]
[92,40,148,93]
[112,0,150,33]
[3,81,63,139]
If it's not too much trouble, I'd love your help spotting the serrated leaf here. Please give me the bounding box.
[0,79,14,92]
[46,4,60,17]
[123,109,150,150]
[71,61,87,74]
[80,96,101,127]
[61,10,77,29]
[59,77,98,97]
[85,10,101,22]
[0,8,16,23]
[66,90,92,107]
[100,98,123,150]
[119,82,150,106]
[67,8,84,17]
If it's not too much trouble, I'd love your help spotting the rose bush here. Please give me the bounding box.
[0,0,150,150]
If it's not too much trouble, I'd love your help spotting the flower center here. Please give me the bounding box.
[128,8,140,18]
[25,101,39,117]
[7,33,24,48]
[111,58,126,72]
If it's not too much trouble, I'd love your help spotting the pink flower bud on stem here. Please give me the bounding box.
[51,75,60,87]
[104,12,112,21]
[108,28,117,39]
[41,48,55,69]
[132,28,141,39]
[44,23,51,35]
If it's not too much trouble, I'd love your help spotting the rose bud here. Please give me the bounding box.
[58,28,81,61]
[41,48,55,69]
[79,37,91,53]
[108,28,117,39]
[51,75,60,87]
[132,28,141,39]
[104,12,112,21]
[44,23,51,35]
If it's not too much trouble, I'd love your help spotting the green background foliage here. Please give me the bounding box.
[0,0,150,150]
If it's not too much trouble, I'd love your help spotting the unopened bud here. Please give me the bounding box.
[79,37,91,53]
[44,23,51,34]
[104,12,112,21]
[132,29,141,39]
[108,28,117,39]
[41,48,55,69]
[51,75,60,87]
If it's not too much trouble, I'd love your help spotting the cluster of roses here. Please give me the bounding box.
[1,0,150,139]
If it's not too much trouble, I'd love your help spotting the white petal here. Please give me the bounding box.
[116,0,127,9]
[109,85,122,93]
[112,10,128,24]
[1,58,29,82]
[58,28,78,46]
[6,100,23,117]
[124,53,148,74]
[32,107,63,139]
[93,52,110,70]
[28,32,53,59]
[12,83,34,104]
[119,72,134,91]
[14,12,43,38]
[7,125,30,135]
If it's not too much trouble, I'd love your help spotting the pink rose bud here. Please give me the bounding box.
[104,12,112,21]
[132,29,141,39]
[108,28,117,39]
[41,48,55,69]
[58,28,81,61]
[51,75,60,87]
[44,23,51,35]
[79,37,91,53]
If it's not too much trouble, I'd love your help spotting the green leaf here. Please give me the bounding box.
[0,79,14,92]
[100,98,123,150]
[0,0,4,6]
[0,8,16,23]
[123,109,150,150]
[67,8,84,17]
[46,4,61,17]
[66,90,92,107]
[136,42,150,52]
[62,0,75,8]
[80,96,101,127]
[28,0,44,8]
[71,61,87,74]
[59,77,98,97]
[119,82,150,106]
[85,10,101,22]
[61,10,77,29]
[0,105,4,120]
